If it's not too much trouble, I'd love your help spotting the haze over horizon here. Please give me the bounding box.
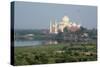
[14,1,97,30]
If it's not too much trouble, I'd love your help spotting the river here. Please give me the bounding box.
[14,40,58,47]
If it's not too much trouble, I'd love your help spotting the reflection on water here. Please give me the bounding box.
[15,40,58,47]
[45,40,58,44]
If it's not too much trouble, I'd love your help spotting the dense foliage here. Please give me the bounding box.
[14,42,97,66]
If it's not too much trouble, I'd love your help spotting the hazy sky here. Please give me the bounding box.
[14,1,97,30]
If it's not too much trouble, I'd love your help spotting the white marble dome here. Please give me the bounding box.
[62,16,69,22]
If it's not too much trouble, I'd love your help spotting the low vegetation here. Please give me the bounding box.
[14,42,97,66]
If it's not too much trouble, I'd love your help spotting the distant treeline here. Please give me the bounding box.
[14,27,97,41]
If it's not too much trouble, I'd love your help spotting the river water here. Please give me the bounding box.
[14,40,58,47]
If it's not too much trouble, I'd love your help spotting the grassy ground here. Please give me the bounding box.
[14,42,97,66]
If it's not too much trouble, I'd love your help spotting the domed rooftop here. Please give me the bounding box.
[62,16,69,22]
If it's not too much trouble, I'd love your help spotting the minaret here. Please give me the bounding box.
[50,20,52,33]
[54,20,58,34]
[49,20,58,34]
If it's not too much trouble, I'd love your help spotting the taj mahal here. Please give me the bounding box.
[49,16,81,34]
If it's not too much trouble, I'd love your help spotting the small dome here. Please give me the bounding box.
[62,16,69,22]
[72,23,77,27]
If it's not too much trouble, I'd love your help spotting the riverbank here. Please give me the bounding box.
[14,43,97,66]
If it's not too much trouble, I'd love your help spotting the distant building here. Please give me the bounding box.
[50,16,81,34]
